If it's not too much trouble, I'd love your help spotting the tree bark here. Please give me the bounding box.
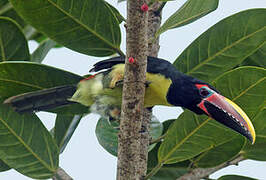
[147,2,162,57]
[139,1,162,178]
[116,0,149,179]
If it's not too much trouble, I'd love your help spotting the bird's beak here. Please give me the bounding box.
[197,93,256,144]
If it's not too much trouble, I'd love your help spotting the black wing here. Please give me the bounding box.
[89,56,125,72]
[90,56,177,79]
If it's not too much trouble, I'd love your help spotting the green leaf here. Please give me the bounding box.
[105,2,125,24]
[0,0,8,7]
[148,144,189,180]
[193,135,245,168]
[0,17,30,61]
[10,0,123,57]
[242,108,266,161]
[156,0,219,37]
[96,116,163,156]
[241,43,266,68]
[158,67,265,164]
[0,98,11,172]
[149,116,164,151]
[0,2,26,28]
[147,121,189,180]
[54,114,83,153]
[162,119,175,134]
[218,175,257,180]
[174,9,266,82]
[31,39,57,63]
[0,104,59,179]
[95,118,119,156]
[0,61,87,114]
[0,159,10,172]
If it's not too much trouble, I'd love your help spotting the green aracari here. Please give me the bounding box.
[4,56,256,143]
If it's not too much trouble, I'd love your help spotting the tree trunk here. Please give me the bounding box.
[116,0,149,179]
[116,1,163,179]
[139,1,162,178]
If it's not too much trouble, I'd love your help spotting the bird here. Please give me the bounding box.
[3,56,255,143]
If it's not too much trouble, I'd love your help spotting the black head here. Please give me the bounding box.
[166,75,217,115]
[166,74,255,144]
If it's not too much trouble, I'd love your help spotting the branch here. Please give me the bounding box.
[177,155,245,180]
[138,1,163,178]
[150,133,166,145]
[148,2,162,57]
[52,167,73,180]
[116,0,149,179]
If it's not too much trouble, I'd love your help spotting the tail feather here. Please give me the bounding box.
[4,85,77,113]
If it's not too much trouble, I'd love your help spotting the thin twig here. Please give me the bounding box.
[150,133,166,145]
[177,155,245,180]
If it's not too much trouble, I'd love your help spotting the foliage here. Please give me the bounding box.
[95,116,163,156]
[0,0,265,179]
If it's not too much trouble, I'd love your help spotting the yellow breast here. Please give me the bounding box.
[111,64,173,107]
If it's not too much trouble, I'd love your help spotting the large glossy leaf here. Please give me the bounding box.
[31,39,57,63]
[0,159,10,172]
[96,116,163,156]
[162,119,175,134]
[105,2,125,24]
[158,67,265,164]
[0,0,8,7]
[174,9,266,82]
[218,175,257,180]
[0,61,87,114]
[193,135,245,168]
[242,108,266,161]
[241,43,266,68]
[0,2,26,28]
[54,114,83,153]
[147,122,189,180]
[0,17,30,61]
[0,104,59,179]
[156,0,219,37]
[0,98,10,172]
[148,144,188,180]
[10,0,123,57]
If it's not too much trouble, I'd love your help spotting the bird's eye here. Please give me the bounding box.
[199,87,210,98]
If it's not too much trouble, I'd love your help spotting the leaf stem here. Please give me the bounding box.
[116,48,125,57]
[144,162,163,180]
[23,25,38,40]
[150,133,166,145]
[52,167,73,180]
[177,155,245,180]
